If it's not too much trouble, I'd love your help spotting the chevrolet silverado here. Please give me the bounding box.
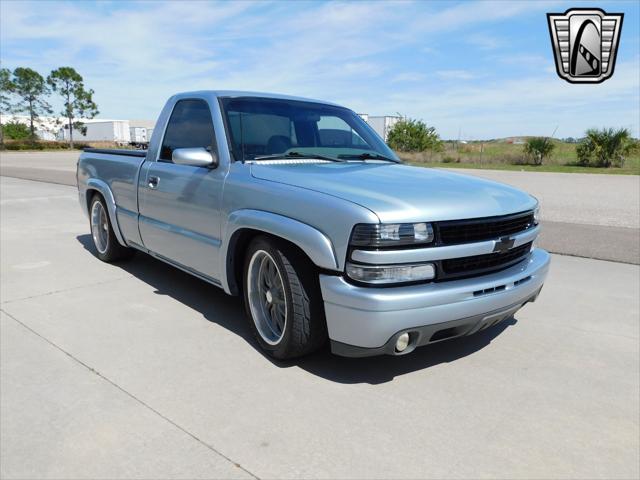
[77,91,550,358]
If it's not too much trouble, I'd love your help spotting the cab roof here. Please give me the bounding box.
[171,90,343,107]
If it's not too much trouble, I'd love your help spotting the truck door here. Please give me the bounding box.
[138,99,224,282]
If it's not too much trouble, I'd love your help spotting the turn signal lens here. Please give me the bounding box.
[533,205,541,225]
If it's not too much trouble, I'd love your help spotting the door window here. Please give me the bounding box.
[317,116,368,147]
[159,99,216,162]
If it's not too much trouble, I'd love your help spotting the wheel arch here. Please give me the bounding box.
[222,210,339,296]
[85,179,127,247]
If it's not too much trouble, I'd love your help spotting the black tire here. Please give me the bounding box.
[89,194,134,262]
[242,236,327,359]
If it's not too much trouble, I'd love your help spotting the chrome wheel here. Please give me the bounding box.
[247,249,288,345]
[91,200,109,254]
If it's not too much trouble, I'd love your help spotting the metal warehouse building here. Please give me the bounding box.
[358,114,401,141]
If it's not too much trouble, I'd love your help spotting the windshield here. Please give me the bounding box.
[219,96,398,162]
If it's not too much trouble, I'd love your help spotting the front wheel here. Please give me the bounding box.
[89,194,134,262]
[243,236,326,359]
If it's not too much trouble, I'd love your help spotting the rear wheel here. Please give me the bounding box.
[89,194,134,262]
[243,236,326,359]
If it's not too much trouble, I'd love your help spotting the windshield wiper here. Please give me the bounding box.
[337,153,400,163]
[253,151,344,162]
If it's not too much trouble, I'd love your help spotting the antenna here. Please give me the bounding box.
[542,125,559,149]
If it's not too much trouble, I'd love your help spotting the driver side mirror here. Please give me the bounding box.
[172,147,218,168]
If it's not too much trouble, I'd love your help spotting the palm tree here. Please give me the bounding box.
[523,137,555,165]
[577,128,633,167]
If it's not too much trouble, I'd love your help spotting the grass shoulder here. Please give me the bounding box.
[405,161,640,175]
[398,139,640,175]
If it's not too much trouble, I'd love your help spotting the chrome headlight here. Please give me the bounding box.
[346,262,436,285]
[350,222,435,247]
[533,205,541,225]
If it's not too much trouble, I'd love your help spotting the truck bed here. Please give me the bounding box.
[77,148,149,248]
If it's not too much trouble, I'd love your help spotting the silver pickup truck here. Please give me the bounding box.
[78,91,550,359]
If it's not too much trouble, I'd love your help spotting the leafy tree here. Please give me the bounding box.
[12,67,52,139]
[387,117,443,153]
[576,128,634,168]
[2,121,31,140]
[523,137,555,165]
[47,67,99,148]
[0,67,15,144]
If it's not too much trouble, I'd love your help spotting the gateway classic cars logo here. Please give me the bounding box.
[547,8,623,84]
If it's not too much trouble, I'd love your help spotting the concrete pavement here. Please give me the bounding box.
[1,176,638,479]
[1,311,252,480]
[1,150,638,263]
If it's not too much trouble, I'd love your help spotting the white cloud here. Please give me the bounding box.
[404,0,557,36]
[392,72,426,83]
[466,33,504,51]
[435,70,476,80]
[379,59,640,138]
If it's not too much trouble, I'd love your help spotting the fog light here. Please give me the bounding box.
[346,262,436,285]
[395,333,410,352]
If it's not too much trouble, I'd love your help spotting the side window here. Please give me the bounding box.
[317,115,368,147]
[159,99,215,162]
[227,112,292,157]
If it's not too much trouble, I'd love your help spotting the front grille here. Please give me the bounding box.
[439,242,533,279]
[437,211,534,245]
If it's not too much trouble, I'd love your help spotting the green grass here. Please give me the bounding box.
[0,148,86,152]
[399,139,640,175]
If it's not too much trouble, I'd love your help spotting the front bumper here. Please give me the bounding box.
[320,248,550,357]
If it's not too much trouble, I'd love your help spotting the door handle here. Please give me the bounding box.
[148,176,160,189]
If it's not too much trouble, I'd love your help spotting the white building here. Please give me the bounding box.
[1,114,61,140]
[359,114,401,141]
[366,115,401,142]
[1,114,160,145]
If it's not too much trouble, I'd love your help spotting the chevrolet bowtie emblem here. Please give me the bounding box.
[493,237,516,254]
[547,8,624,84]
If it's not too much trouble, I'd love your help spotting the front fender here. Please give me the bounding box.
[221,209,339,294]
[84,178,127,247]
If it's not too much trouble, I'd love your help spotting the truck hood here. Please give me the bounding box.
[250,162,537,223]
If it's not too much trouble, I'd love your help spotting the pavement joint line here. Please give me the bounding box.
[0,173,77,187]
[1,276,133,305]
[0,307,261,480]
[544,250,640,266]
[0,194,76,205]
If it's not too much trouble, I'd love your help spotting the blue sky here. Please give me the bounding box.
[1,0,638,139]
